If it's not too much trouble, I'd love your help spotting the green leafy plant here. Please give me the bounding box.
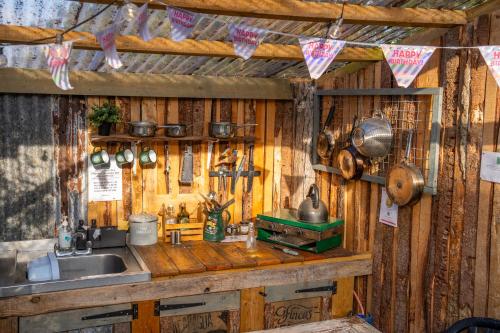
[88,102,121,127]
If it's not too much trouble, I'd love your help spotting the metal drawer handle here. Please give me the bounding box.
[160,302,206,311]
[295,284,337,294]
[82,304,138,321]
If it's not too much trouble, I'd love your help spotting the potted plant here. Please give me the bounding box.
[88,102,121,136]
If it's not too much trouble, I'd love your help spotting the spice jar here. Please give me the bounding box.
[225,224,238,236]
[239,221,250,235]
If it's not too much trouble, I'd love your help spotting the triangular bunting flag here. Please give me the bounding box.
[299,37,346,79]
[136,3,152,42]
[95,24,123,69]
[380,45,436,88]
[478,46,500,87]
[228,24,267,60]
[167,7,199,42]
[44,41,73,90]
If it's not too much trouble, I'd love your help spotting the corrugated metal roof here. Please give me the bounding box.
[0,0,489,78]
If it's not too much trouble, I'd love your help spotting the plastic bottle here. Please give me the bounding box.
[58,216,73,250]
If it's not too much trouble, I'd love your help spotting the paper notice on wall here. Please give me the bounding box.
[379,188,398,227]
[480,151,500,184]
[88,156,123,202]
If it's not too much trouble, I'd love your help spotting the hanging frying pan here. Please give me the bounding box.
[385,129,424,206]
[316,105,336,160]
[337,116,368,181]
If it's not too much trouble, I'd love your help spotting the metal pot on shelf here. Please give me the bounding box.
[127,121,159,137]
[128,212,159,245]
[209,122,257,139]
[351,111,393,158]
[297,184,329,224]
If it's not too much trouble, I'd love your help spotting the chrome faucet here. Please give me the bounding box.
[54,220,92,257]
[73,232,92,256]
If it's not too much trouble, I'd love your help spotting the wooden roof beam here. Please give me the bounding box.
[0,24,383,62]
[80,0,468,28]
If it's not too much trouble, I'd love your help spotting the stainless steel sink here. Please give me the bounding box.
[0,241,151,298]
[58,254,127,279]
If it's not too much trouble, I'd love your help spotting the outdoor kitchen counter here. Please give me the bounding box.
[0,241,371,319]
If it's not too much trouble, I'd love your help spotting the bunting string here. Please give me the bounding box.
[1,1,499,89]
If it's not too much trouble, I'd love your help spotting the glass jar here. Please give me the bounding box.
[239,221,250,235]
[165,204,177,224]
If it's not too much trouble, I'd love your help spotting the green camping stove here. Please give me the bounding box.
[256,209,344,253]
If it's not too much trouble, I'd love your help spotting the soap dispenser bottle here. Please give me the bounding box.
[58,216,73,250]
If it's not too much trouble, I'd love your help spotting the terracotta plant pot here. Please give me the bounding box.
[98,122,112,136]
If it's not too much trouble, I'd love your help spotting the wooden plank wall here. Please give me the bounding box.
[316,10,500,332]
[82,96,316,237]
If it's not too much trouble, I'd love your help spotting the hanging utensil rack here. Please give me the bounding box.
[312,88,443,195]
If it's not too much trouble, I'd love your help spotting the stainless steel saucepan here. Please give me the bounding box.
[209,122,257,139]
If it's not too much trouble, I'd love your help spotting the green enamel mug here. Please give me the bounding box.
[90,147,110,167]
[115,146,134,167]
[139,147,157,166]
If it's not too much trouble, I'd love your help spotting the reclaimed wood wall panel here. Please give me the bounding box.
[316,10,500,333]
[0,93,302,241]
[83,96,300,235]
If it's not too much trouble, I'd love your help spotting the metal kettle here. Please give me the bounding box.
[297,184,329,224]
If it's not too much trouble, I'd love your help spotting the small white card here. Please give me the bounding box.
[480,151,500,184]
[88,155,123,202]
[379,188,398,227]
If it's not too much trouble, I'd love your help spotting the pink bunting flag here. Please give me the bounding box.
[479,46,500,87]
[380,45,436,88]
[299,37,346,79]
[95,24,123,69]
[136,3,152,42]
[44,41,73,90]
[228,24,267,60]
[167,7,199,42]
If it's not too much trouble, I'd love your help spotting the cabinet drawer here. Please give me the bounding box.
[264,280,336,302]
[20,303,133,333]
[159,291,240,317]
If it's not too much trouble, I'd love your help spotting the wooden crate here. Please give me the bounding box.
[162,219,204,242]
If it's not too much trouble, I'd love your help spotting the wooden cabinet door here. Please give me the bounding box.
[159,291,240,333]
[263,280,336,329]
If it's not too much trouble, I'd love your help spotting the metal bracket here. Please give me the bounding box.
[82,304,138,321]
[295,281,337,294]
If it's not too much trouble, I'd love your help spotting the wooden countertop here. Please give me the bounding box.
[0,241,371,318]
[134,240,358,278]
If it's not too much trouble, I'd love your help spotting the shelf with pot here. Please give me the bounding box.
[90,134,255,143]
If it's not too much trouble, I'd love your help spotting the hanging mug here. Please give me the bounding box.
[139,147,157,166]
[115,146,134,167]
[90,147,110,167]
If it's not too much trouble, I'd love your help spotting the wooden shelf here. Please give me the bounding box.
[91,134,255,143]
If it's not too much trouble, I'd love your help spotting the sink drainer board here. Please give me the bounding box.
[312,88,443,195]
